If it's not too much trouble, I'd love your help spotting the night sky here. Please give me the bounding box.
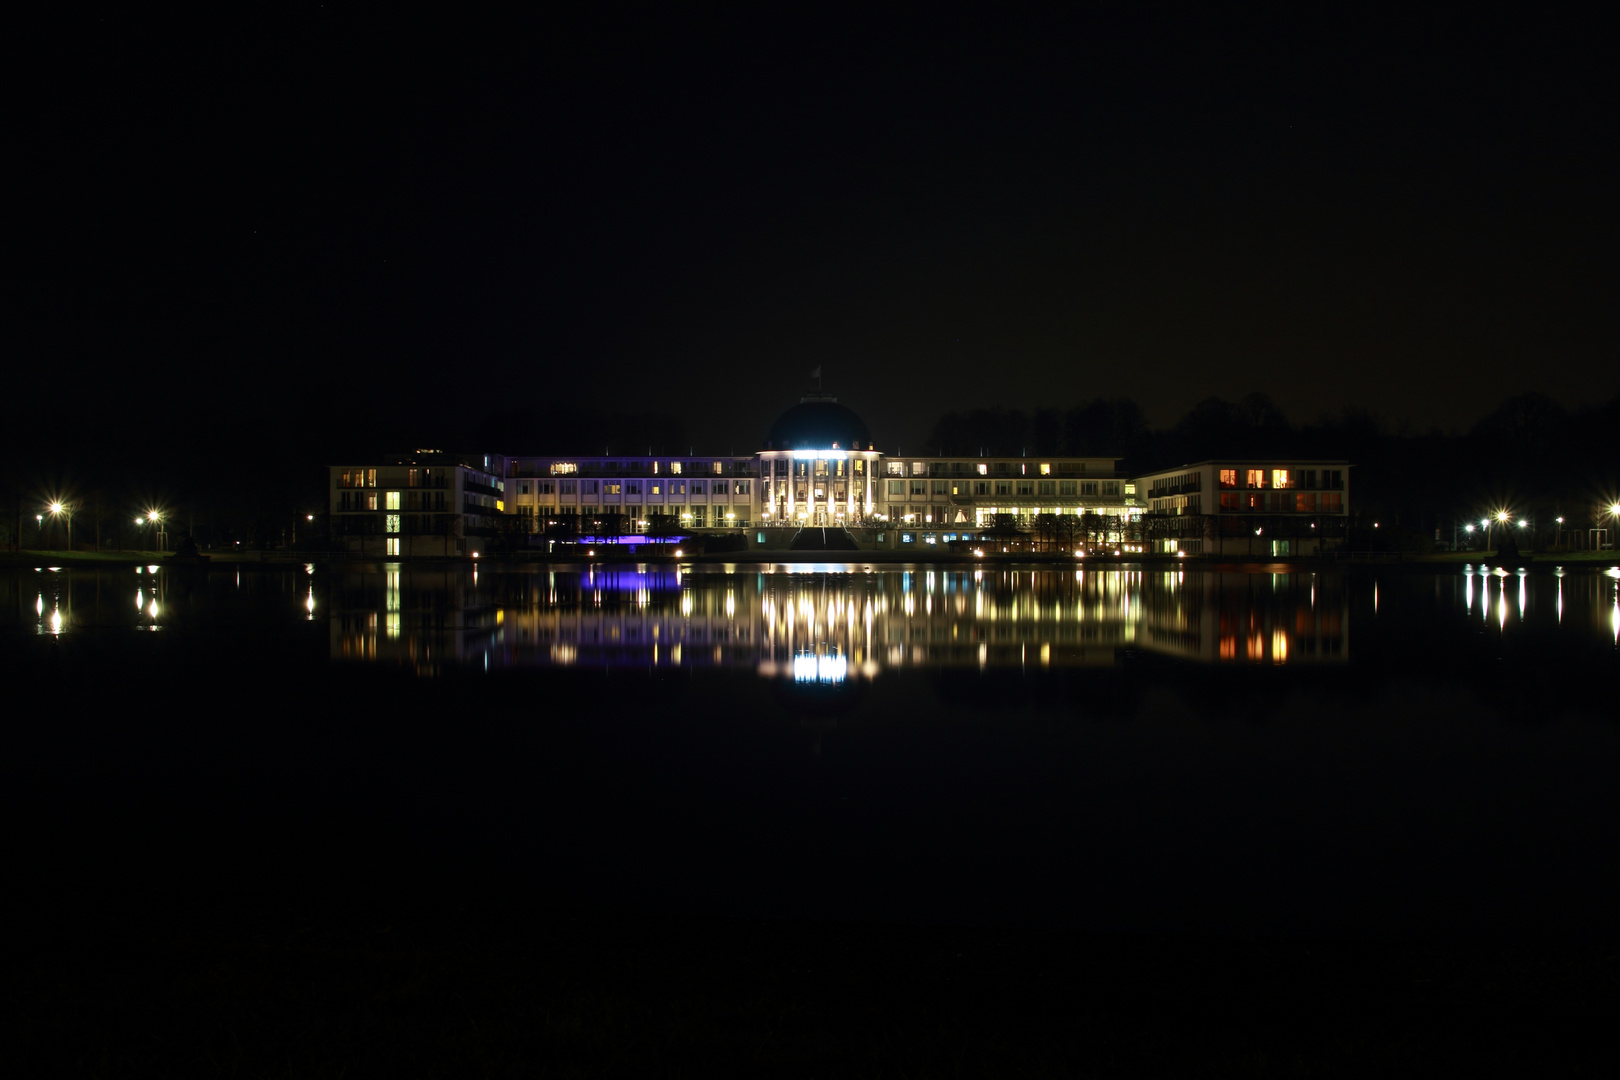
[15,8,1616,458]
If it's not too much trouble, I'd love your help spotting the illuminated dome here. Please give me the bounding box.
[764,396,873,451]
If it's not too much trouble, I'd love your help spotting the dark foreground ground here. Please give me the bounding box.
[6,591,1618,1075]
[12,889,1618,1078]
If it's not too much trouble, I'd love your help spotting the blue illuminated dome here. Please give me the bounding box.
[764,396,873,451]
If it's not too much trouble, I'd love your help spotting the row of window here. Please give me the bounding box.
[1217,492,1345,512]
[340,491,447,512]
[523,507,752,526]
[882,460,1098,478]
[883,479,1127,497]
[538,460,749,477]
[1216,468,1344,491]
[516,479,750,497]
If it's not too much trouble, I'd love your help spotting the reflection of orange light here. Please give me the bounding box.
[1248,633,1264,661]
[1272,629,1288,664]
[1219,636,1236,660]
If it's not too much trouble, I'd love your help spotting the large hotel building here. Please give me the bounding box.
[329,395,1350,558]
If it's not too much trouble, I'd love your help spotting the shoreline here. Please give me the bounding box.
[4,547,1617,572]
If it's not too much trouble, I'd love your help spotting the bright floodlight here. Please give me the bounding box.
[1497,511,1509,522]
[148,513,159,523]
[49,502,63,514]
[1611,503,1620,517]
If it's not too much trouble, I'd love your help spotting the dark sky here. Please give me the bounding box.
[16,8,1616,457]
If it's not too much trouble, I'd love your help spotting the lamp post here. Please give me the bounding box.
[48,501,73,552]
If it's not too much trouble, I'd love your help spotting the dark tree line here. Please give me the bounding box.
[928,391,1620,549]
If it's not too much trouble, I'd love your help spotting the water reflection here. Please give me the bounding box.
[327,566,1352,676]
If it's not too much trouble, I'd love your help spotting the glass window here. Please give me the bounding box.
[1059,480,1077,495]
[385,514,401,534]
[734,480,750,495]
[910,480,927,496]
[1246,469,1266,488]
[1272,469,1292,489]
[888,480,905,496]
[385,491,401,510]
[1038,481,1055,495]
[1219,469,1237,488]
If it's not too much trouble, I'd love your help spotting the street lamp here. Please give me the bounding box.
[47,501,73,552]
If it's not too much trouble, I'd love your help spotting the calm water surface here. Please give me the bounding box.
[5,562,1618,940]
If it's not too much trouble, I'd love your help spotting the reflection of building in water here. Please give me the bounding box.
[1135,571,1348,664]
[329,567,1350,676]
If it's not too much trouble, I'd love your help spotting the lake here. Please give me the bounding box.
[5,561,1618,941]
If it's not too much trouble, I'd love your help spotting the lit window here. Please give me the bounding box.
[385,491,401,510]
[1246,469,1266,489]
[386,538,400,556]
[1040,463,1051,475]
[976,463,988,475]
[1219,469,1237,488]
[366,493,379,511]
[1272,469,1291,489]
[366,468,377,488]
[670,462,682,475]
[385,514,401,534]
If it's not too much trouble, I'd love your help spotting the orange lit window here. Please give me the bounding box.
[1246,469,1265,488]
[1272,469,1291,488]
[1219,469,1237,488]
